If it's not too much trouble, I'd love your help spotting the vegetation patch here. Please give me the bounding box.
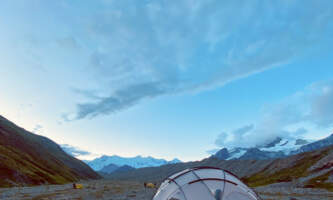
[304,171,333,192]
[242,149,330,187]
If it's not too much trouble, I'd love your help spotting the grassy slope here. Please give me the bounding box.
[0,115,101,187]
[242,145,333,191]
[305,171,333,192]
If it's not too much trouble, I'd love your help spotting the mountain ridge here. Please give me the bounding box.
[107,144,333,192]
[0,115,101,187]
[211,134,333,161]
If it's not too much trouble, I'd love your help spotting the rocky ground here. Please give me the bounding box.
[0,180,332,200]
[256,184,333,200]
[0,180,154,200]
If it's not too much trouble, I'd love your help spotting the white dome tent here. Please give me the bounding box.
[152,166,261,200]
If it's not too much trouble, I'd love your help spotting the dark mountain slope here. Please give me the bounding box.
[107,158,273,182]
[0,115,100,187]
[99,163,119,174]
[112,165,135,173]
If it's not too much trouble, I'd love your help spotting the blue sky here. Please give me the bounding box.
[1,0,333,161]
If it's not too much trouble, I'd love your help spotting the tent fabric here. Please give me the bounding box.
[152,166,261,200]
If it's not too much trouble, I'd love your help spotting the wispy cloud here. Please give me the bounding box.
[214,124,255,148]
[61,144,99,160]
[1,0,332,120]
[308,82,333,127]
[32,124,43,135]
[213,81,333,149]
[69,0,333,120]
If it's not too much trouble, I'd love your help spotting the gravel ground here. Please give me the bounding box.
[0,180,155,200]
[0,180,332,200]
[255,185,333,200]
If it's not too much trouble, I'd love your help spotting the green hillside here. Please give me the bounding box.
[0,115,101,187]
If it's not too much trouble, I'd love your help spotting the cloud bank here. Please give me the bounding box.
[214,81,333,149]
[2,0,333,120]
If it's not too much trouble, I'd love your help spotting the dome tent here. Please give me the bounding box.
[152,166,261,200]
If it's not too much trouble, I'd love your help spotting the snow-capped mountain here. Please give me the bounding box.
[259,137,309,155]
[292,134,333,154]
[85,155,181,171]
[212,134,333,160]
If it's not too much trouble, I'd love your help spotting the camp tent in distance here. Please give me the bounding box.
[153,166,261,200]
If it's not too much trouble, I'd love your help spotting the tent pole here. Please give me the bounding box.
[167,178,189,200]
[191,170,216,198]
[221,170,226,199]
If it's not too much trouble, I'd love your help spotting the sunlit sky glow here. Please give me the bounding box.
[1,0,333,161]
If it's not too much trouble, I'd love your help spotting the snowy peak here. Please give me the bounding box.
[85,155,181,171]
[211,134,332,161]
[260,137,307,155]
[212,147,248,160]
[292,133,333,154]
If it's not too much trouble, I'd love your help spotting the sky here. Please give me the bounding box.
[1,0,333,161]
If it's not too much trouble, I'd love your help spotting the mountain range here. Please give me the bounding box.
[84,155,181,172]
[107,142,333,192]
[211,134,333,161]
[62,133,333,174]
[0,115,100,187]
[1,113,332,192]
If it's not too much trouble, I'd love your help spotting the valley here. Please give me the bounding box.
[1,115,333,199]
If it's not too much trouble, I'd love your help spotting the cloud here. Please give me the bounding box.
[213,81,333,148]
[206,149,220,155]
[60,144,99,160]
[215,125,256,148]
[70,0,333,119]
[267,81,333,129]
[214,132,229,148]
[2,0,332,120]
[67,81,170,120]
[32,124,43,134]
[215,125,254,148]
[308,82,333,127]
[233,124,254,136]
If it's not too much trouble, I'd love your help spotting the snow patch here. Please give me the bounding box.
[260,138,304,155]
[226,149,246,160]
